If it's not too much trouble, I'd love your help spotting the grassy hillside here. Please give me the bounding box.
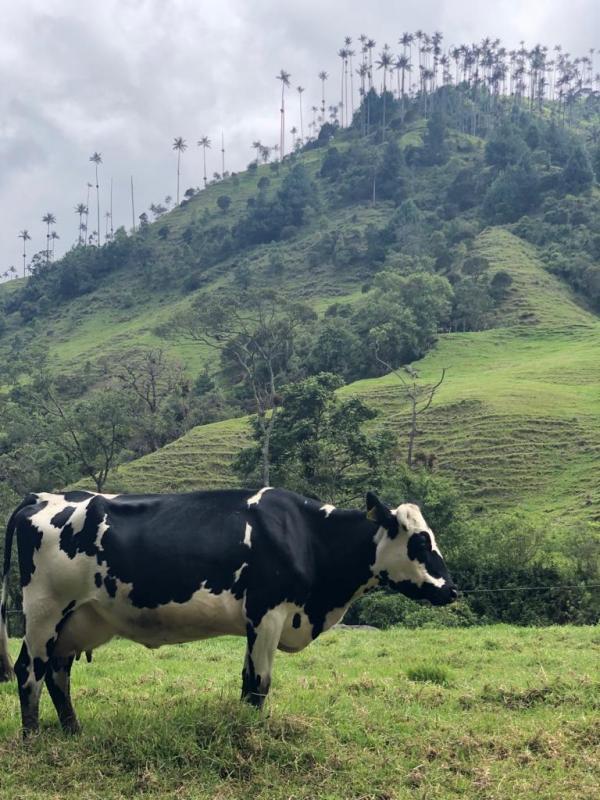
[96,227,600,529]
[1,626,598,799]
[3,95,600,536]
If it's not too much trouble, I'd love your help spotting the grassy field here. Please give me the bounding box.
[1,626,598,799]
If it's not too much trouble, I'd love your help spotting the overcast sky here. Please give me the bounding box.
[1,0,597,276]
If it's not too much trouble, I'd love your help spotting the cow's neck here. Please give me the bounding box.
[305,509,381,636]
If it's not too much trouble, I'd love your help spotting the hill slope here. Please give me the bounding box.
[93,228,600,528]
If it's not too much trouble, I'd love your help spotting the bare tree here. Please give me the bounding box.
[161,290,314,484]
[374,348,446,468]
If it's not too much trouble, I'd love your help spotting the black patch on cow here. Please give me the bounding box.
[94,572,102,587]
[246,623,257,652]
[51,506,76,529]
[407,533,449,581]
[62,600,76,616]
[59,495,106,560]
[104,575,117,597]
[292,613,301,629]
[33,657,47,682]
[14,501,47,587]
[63,491,94,503]
[97,491,259,609]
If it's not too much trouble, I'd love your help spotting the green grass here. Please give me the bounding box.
[1,626,598,799]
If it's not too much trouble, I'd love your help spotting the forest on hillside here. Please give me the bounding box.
[1,31,600,627]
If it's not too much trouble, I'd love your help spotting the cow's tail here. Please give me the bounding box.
[0,504,20,682]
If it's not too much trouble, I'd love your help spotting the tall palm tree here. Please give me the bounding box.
[9,265,17,279]
[42,212,56,261]
[276,69,291,158]
[18,230,31,277]
[252,140,262,164]
[318,71,328,120]
[337,48,348,125]
[366,39,376,89]
[296,86,305,141]
[75,203,87,245]
[345,37,355,120]
[89,152,102,246]
[290,126,298,149]
[51,231,60,260]
[376,50,394,141]
[172,138,187,203]
[197,136,211,188]
[221,132,225,176]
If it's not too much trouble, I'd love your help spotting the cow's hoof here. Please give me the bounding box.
[61,717,81,735]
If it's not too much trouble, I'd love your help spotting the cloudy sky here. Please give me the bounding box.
[1,0,597,275]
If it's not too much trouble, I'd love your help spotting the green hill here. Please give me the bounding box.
[2,88,600,538]
[97,228,600,529]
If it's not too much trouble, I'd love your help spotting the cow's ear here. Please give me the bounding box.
[366,492,393,526]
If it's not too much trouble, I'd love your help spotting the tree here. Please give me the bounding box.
[75,203,87,245]
[217,195,232,213]
[561,144,594,195]
[276,69,291,158]
[172,137,188,204]
[18,229,31,277]
[375,49,393,141]
[161,289,314,485]
[111,347,187,453]
[42,212,56,262]
[89,152,102,246]
[372,351,446,469]
[197,136,211,189]
[233,372,393,503]
[421,111,449,165]
[318,70,328,121]
[296,85,305,141]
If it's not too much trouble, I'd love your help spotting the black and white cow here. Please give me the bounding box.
[0,487,457,735]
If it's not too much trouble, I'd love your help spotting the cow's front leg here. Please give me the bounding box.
[45,655,80,734]
[241,609,286,709]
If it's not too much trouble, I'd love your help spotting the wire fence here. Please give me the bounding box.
[4,583,599,637]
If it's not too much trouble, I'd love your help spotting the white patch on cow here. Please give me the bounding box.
[319,504,336,518]
[371,506,446,590]
[234,562,248,583]
[243,523,252,548]
[247,487,272,507]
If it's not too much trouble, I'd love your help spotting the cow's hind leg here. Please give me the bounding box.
[15,605,66,736]
[45,656,79,734]
[241,609,286,709]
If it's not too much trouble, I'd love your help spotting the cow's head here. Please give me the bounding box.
[366,492,457,606]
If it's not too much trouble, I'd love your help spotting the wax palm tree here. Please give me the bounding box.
[18,230,31,277]
[9,265,17,279]
[337,48,348,125]
[252,140,262,165]
[296,86,305,141]
[366,39,376,89]
[42,212,56,261]
[75,203,87,245]
[172,137,187,203]
[345,37,355,120]
[276,69,291,157]
[89,152,102,246]
[318,71,328,119]
[376,49,394,141]
[197,136,211,188]
[51,230,60,259]
[290,126,298,149]
[221,132,226,176]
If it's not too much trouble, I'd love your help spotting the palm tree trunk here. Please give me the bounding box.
[95,165,101,247]
[176,150,181,203]
[203,146,207,188]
